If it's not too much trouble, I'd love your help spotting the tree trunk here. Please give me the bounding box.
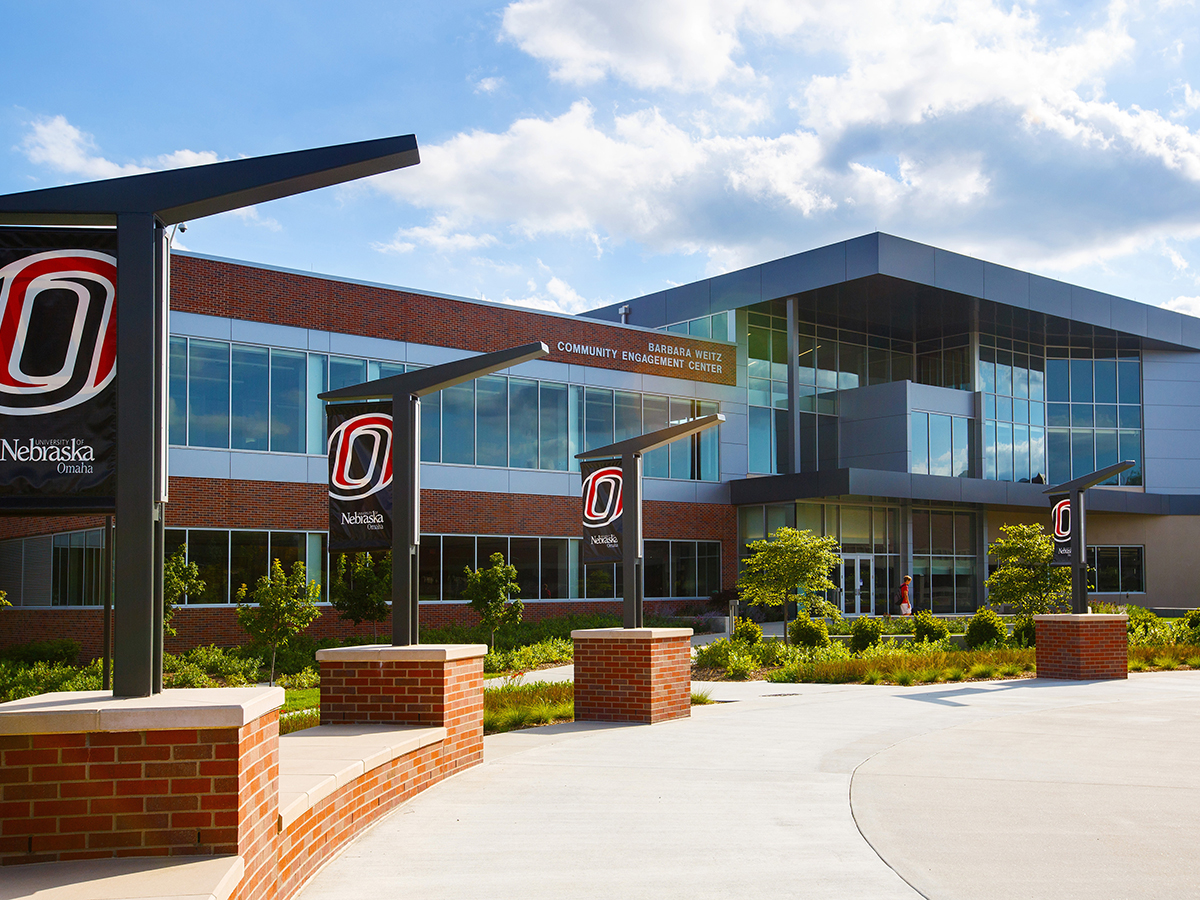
[269,646,276,687]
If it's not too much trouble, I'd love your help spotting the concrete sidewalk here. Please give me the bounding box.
[298,672,1200,900]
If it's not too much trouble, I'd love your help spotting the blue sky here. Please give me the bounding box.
[4,0,1200,317]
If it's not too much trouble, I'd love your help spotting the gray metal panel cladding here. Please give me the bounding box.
[761,242,847,300]
[1143,349,1200,493]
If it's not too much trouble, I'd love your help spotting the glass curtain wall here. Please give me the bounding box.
[170,337,718,480]
[911,509,977,613]
[737,502,902,615]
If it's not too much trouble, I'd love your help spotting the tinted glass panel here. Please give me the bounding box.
[189,340,230,449]
[442,383,475,465]
[644,541,669,597]
[476,376,508,467]
[231,345,269,450]
[539,383,568,471]
[419,539,440,601]
[584,388,613,452]
[510,538,539,601]
[670,398,693,477]
[169,337,187,445]
[614,391,641,441]
[269,350,306,453]
[1071,429,1093,479]
[1118,360,1140,403]
[329,357,366,392]
[672,542,697,597]
[1048,428,1071,484]
[1120,547,1143,592]
[929,414,952,477]
[643,395,669,477]
[1046,359,1069,402]
[1070,359,1093,402]
[230,531,268,599]
[540,538,569,599]
[509,378,539,469]
[952,416,969,478]
[1094,360,1117,404]
[189,531,229,604]
[911,412,929,475]
[420,393,441,462]
[441,536,474,601]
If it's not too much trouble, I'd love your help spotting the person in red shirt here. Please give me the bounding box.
[899,575,913,615]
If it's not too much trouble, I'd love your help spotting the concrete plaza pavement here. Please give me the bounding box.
[298,671,1200,900]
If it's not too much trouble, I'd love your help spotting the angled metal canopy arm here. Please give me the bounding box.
[319,342,549,401]
[0,134,419,225]
[1044,460,1134,495]
[576,414,725,459]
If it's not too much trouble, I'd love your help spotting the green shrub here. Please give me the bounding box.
[0,659,102,702]
[0,639,80,666]
[752,639,788,668]
[965,608,1008,649]
[913,610,950,643]
[725,645,756,679]
[732,617,762,646]
[1011,617,1036,647]
[789,616,830,649]
[849,616,885,653]
[166,663,214,689]
[276,667,320,689]
[484,637,573,673]
[693,638,734,671]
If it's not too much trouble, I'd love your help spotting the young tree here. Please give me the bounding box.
[462,552,522,651]
[163,545,205,637]
[236,559,321,686]
[0,590,9,607]
[330,551,391,641]
[985,523,1071,633]
[737,527,842,643]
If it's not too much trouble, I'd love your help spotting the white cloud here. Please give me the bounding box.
[19,115,221,181]
[475,76,503,94]
[1163,294,1200,316]
[501,0,754,90]
[485,267,593,314]
[373,215,498,255]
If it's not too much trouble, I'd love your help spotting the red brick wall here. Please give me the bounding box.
[171,254,734,386]
[0,712,278,867]
[573,633,692,724]
[1034,616,1128,680]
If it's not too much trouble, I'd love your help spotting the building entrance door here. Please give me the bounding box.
[842,555,874,616]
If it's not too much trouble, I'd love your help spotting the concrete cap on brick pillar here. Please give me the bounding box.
[316,644,487,662]
[1034,614,1129,621]
[571,627,693,640]
[0,686,284,734]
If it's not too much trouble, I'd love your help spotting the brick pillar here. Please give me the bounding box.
[1034,614,1129,681]
[0,687,282,877]
[572,627,692,724]
[316,644,486,773]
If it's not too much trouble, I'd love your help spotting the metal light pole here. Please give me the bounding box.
[321,342,550,645]
[577,414,724,628]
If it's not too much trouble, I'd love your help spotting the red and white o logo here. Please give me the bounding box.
[328,413,393,501]
[1052,498,1071,540]
[582,466,623,527]
[0,250,117,416]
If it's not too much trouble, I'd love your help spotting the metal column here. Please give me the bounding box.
[112,213,160,697]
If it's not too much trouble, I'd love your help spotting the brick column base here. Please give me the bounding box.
[1035,614,1129,680]
[0,687,282,877]
[316,644,486,771]
[572,627,692,724]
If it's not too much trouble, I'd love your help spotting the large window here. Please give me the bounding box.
[911,412,971,477]
[170,336,719,480]
[164,529,328,604]
[1087,545,1145,593]
[415,535,721,601]
[913,509,978,614]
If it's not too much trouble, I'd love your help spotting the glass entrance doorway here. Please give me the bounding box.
[842,555,874,616]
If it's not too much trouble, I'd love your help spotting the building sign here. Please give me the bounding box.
[552,334,734,386]
[581,458,623,563]
[1050,494,1072,566]
[0,228,118,502]
[327,402,393,551]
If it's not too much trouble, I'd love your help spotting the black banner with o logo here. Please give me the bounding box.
[1050,493,1072,566]
[581,457,623,563]
[0,228,118,501]
[327,401,393,551]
